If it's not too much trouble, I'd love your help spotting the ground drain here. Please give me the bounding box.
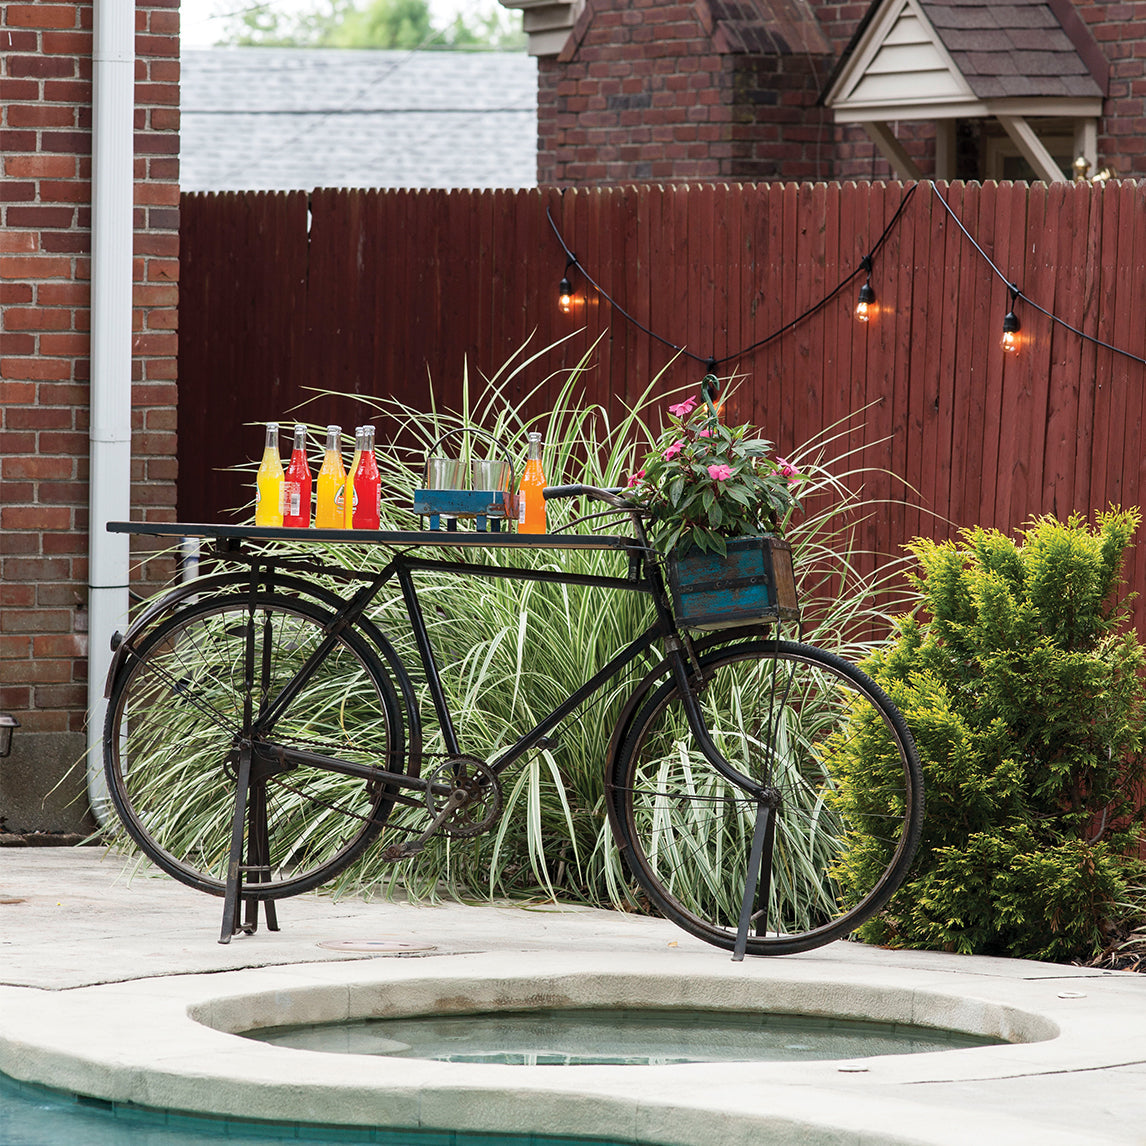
[317,939,436,954]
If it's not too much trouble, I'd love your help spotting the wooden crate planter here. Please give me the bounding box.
[667,535,800,630]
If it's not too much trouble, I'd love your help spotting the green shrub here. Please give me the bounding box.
[832,510,1146,961]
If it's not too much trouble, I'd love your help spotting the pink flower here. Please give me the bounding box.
[708,463,732,481]
[776,457,799,483]
[663,439,686,461]
[697,428,712,438]
[626,469,646,488]
[668,396,697,418]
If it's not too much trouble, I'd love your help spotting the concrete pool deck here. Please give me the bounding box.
[2,847,1146,1145]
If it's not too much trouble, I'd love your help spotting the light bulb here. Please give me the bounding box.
[855,280,875,323]
[1002,310,1020,354]
[558,276,573,314]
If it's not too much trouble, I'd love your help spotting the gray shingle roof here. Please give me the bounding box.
[180,47,537,193]
[919,1,1103,100]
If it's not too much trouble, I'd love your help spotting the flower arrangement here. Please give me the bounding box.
[627,377,802,557]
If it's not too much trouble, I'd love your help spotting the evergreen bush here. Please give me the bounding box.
[832,510,1146,962]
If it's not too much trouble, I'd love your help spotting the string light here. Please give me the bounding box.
[547,189,917,369]
[558,256,575,314]
[855,256,875,323]
[1002,286,1021,355]
[547,184,1146,372]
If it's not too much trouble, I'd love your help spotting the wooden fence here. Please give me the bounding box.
[178,180,1146,629]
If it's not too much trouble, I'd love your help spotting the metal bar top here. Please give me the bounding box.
[108,521,639,551]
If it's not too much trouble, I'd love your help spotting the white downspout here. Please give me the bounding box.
[87,0,136,825]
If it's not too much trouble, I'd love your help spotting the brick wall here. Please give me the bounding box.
[537,0,836,185]
[537,1,1146,187]
[0,0,179,835]
[1074,0,1146,177]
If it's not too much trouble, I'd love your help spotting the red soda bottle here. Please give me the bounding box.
[352,424,381,530]
[282,423,313,527]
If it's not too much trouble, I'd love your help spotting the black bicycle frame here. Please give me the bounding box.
[237,545,773,804]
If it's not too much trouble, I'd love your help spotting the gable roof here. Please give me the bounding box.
[822,0,1104,118]
[180,48,537,193]
[923,0,1104,99]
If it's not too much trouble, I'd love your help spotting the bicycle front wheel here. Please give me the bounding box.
[104,592,405,898]
[609,639,923,955]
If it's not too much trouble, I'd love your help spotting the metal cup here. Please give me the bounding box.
[425,457,465,489]
[472,458,511,492]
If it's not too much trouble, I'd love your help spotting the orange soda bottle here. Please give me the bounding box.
[341,426,364,529]
[315,425,346,529]
[517,432,547,534]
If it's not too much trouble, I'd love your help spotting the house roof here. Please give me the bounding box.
[822,0,1105,115]
[921,0,1104,99]
[180,48,537,193]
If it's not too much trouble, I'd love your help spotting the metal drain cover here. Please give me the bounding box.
[317,938,436,954]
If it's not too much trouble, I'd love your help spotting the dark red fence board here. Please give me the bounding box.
[179,180,1146,629]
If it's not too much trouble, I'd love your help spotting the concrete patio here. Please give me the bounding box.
[2,847,1146,1145]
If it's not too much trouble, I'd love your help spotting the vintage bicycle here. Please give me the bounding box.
[104,487,922,959]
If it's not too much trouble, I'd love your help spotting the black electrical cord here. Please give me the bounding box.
[545,181,918,369]
[548,181,1146,374]
[928,181,1146,367]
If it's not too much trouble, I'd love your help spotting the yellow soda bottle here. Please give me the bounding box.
[254,421,284,527]
[341,425,365,529]
[315,425,346,529]
[517,432,547,534]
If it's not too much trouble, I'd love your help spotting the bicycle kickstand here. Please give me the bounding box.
[732,801,777,962]
[218,741,279,943]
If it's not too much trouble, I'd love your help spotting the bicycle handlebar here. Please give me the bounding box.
[543,484,630,507]
[542,484,652,548]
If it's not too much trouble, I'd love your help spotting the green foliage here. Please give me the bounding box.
[831,510,1146,962]
[221,0,524,50]
[626,384,802,557]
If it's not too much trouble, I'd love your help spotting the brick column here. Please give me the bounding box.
[0,0,179,839]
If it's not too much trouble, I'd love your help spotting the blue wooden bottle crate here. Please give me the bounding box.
[413,489,509,532]
[667,535,800,630]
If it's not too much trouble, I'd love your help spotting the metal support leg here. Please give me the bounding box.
[733,802,776,962]
[241,780,280,934]
[219,740,252,944]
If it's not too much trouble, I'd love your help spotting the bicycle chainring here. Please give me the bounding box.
[424,756,502,838]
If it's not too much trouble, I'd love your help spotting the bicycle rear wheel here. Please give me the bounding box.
[104,592,405,897]
[609,639,923,955]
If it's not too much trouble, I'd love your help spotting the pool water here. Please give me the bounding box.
[245,1007,1001,1066]
[0,1072,632,1146]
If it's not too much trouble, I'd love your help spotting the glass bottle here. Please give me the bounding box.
[342,426,365,529]
[282,423,312,528]
[352,424,381,530]
[517,432,547,534]
[254,421,284,527]
[315,425,346,529]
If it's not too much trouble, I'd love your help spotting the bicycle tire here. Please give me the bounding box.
[104,592,405,898]
[609,639,923,956]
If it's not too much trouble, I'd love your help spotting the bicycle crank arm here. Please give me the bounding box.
[380,787,470,860]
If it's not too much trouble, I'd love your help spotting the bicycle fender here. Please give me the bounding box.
[604,625,777,773]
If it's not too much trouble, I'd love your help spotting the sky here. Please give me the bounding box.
[180,0,507,48]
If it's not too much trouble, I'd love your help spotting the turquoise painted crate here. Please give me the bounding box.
[667,535,800,630]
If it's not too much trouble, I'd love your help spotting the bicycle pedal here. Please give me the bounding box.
[381,840,424,861]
